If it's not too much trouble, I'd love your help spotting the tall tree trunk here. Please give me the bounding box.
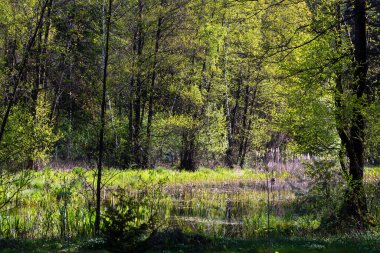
[238,84,250,167]
[95,0,112,236]
[240,87,257,168]
[334,3,350,179]
[223,27,234,168]
[180,130,196,171]
[335,0,368,226]
[132,0,144,167]
[40,0,53,90]
[31,25,43,119]
[231,72,242,136]
[127,74,135,166]
[179,48,198,171]
[127,27,136,166]
[145,8,163,168]
[221,1,234,168]
[343,0,368,224]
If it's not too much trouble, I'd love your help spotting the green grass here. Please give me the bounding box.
[1,235,379,253]
[204,237,380,253]
[26,165,378,190]
[103,166,290,188]
[0,166,379,252]
[365,166,380,182]
[144,232,380,253]
[0,238,109,253]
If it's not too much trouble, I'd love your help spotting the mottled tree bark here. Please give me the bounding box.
[343,0,368,224]
[334,0,368,226]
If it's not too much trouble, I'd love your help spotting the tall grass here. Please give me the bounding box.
[0,166,378,241]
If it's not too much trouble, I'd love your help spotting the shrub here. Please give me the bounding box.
[102,174,170,251]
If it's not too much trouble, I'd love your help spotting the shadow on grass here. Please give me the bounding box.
[0,231,379,253]
[145,231,380,253]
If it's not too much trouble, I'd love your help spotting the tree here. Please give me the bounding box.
[336,0,369,225]
[95,0,112,236]
[280,0,377,226]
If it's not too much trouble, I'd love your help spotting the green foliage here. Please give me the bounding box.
[280,90,340,155]
[299,159,344,222]
[365,101,380,164]
[0,95,60,169]
[0,106,35,168]
[102,174,170,251]
[0,170,32,214]
[56,117,97,161]
[198,105,227,156]
[33,93,61,164]
[0,0,379,250]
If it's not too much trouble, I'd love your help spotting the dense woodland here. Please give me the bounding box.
[0,0,380,251]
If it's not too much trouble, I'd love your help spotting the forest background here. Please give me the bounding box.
[0,0,379,251]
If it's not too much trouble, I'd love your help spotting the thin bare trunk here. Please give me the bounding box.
[95,0,112,236]
[224,27,233,168]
